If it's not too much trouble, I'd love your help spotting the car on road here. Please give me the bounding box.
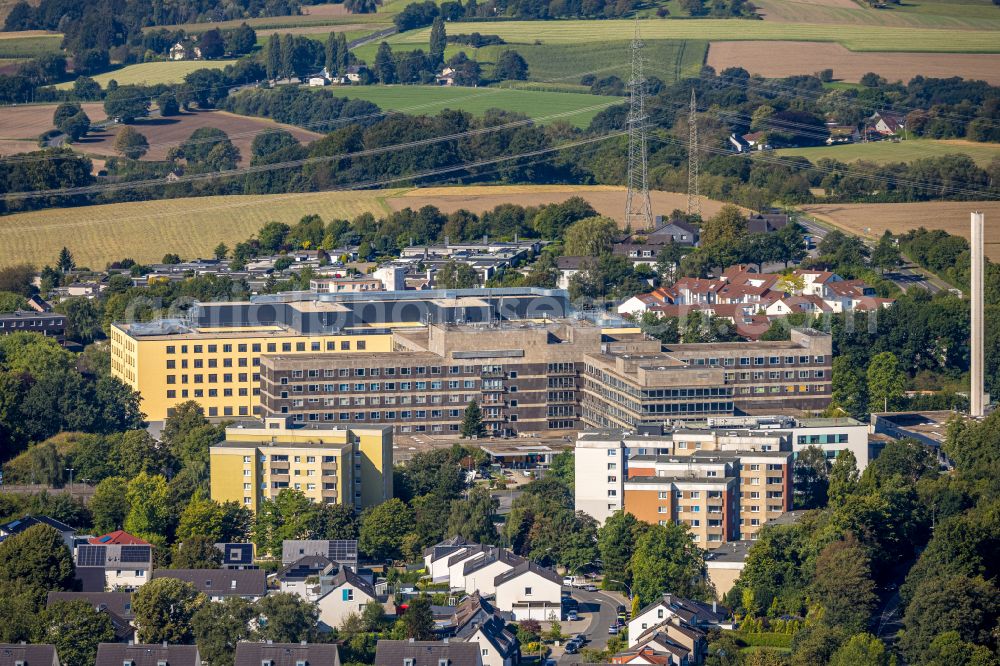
[564,640,580,654]
[608,624,619,635]
[581,584,598,591]
[566,609,579,621]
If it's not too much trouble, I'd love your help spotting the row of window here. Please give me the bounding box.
[167,357,256,369]
[165,340,367,354]
[280,409,464,420]
[280,379,480,391]
[287,364,485,378]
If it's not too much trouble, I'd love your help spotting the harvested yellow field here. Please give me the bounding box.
[0,185,729,267]
[393,185,731,228]
[0,191,397,268]
[707,41,1000,85]
[801,201,1000,261]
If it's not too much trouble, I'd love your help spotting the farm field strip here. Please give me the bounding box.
[0,186,730,267]
[0,190,398,268]
[53,60,237,89]
[800,201,1000,261]
[0,32,62,58]
[351,39,707,86]
[774,139,1000,168]
[753,0,1000,29]
[387,19,1000,53]
[706,41,1000,85]
[65,110,323,164]
[0,102,107,139]
[324,85,618,127]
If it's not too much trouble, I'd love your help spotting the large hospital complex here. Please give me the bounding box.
[111,287,870,541]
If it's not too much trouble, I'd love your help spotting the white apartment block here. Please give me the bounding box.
[574,431,626,523]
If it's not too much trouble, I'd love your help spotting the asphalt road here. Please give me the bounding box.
[796,214,945,295]
[556,586,627,663]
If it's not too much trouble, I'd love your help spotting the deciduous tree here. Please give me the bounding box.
[133,577,205,643]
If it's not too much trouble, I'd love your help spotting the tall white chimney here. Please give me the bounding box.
[971,211,985,417]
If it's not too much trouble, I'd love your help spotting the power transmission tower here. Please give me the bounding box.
[687,88,701,218]
[625,19,653,231]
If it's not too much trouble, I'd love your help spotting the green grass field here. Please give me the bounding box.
[353,39,708,86]
[775,139,1000,167]
[0,33,63,59]
[323,85,618,127]
[53,60,237,89]
[387,18,1000,53]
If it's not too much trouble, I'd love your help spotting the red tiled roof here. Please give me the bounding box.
[89,531,149,545]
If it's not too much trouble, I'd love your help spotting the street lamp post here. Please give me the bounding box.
[609,579,633,600]
[65,467,75,493]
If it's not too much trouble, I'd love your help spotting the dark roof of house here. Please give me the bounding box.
[0,644,58,666]
[320,566,376,600]
[450,594,519,658]
[215,543,255,567]
[636,594,728,627]
[233,643,340,666]
[95,644,199,666]
[746,213,788,234]
[555,256,592,270]
[276,556,335,581]
[0,516,75,535]
[47,591,133,618]
[462,547,523,576]
[492,560,562,588]
[650,218,698,236]
[373,640,481,666]
[152,569,266,596]
[47,591,134,641]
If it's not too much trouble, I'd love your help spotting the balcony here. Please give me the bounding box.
[481,370,506,379]
[269,468,290,476]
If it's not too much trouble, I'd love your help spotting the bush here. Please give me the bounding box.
[737,632,794,649]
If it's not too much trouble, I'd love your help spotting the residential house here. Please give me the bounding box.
[870,112,905,136]
[459,547,524,596]
[0,644,59,666]
[423,537,475,583]
[555,256,591,290]
[309,76,330,86]
[47,591,134,642]
[0,311,66,342]
[345,65,365,83]
[746,212,788,234]
[0,515,75,548]
[95,644,199,666]
[617,287,677,317]
[492,560,562,621]
[628,595,727,648]
[215,542,256,569]
[741,132,769,151]
[614,218,700,267]
[151,569,266,602]
[314,566,379,630]
[281,540,359,569]
[373,640,483,666]
[233,642,340,666]
[75,538,153,591]
[704,540,752,598]
[168,42,201,61]
[446,593,520,666]
[611,644,688,665]
[278,555,336,597]
[436,67,456,86]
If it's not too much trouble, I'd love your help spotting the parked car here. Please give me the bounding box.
[564,641,580,654]
[608,624,619,635]
[567,609,579,621]
[581,584,598,592]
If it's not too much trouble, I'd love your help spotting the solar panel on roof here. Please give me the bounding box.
[328,540,358,565]
[99,535,111,543]
[120,545,150,563]
[77,545,107,567]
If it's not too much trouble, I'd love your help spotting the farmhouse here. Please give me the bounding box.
[870,111,905,136]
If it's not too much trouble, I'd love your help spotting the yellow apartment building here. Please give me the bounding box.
[110,322,393,421]
[210,417,393,512]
